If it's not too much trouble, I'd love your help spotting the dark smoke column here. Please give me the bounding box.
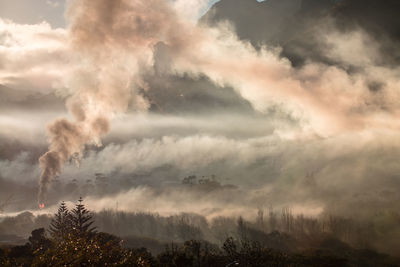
[37,118,87,206]
[38,151,62,205]
[38,115,109,206]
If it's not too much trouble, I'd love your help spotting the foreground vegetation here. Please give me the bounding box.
[0,199,398,266]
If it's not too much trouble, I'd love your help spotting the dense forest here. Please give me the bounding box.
[0,198,399,266]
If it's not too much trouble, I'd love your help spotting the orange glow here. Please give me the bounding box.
[39,203,45,209]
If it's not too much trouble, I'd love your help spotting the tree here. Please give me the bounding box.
[70,197,96,234]
[48,201,70,239]
[33,230,154,266]
[29,228,51,252]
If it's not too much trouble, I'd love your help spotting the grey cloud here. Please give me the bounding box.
[203,0,400,67]
[0,84,66,112]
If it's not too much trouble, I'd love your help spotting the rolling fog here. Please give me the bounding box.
[1,0,400,257]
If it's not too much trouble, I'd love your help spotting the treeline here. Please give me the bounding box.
[0,206,398,256]
[94,207,382,254]
[0,199,398,266]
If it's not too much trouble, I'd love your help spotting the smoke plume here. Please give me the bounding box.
[38,0,400,204]
[37,0,212,204]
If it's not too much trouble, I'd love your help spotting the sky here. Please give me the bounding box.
[1,0,400,253]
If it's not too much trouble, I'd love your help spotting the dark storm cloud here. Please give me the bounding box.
[203,0,400,67]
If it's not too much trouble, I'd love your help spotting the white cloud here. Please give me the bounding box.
[0,19,68,93]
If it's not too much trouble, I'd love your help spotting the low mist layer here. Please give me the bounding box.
[1,0,400,258]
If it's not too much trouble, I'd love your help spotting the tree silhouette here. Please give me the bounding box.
[70,197,96,234]
[29,228,51,252]
[48,201,70,239]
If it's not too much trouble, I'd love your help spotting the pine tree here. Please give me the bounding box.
[70,197,96,234]
[49,201,71,239]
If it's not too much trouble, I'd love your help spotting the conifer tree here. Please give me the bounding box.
[70,197,96,234]
[49,201,71,239]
